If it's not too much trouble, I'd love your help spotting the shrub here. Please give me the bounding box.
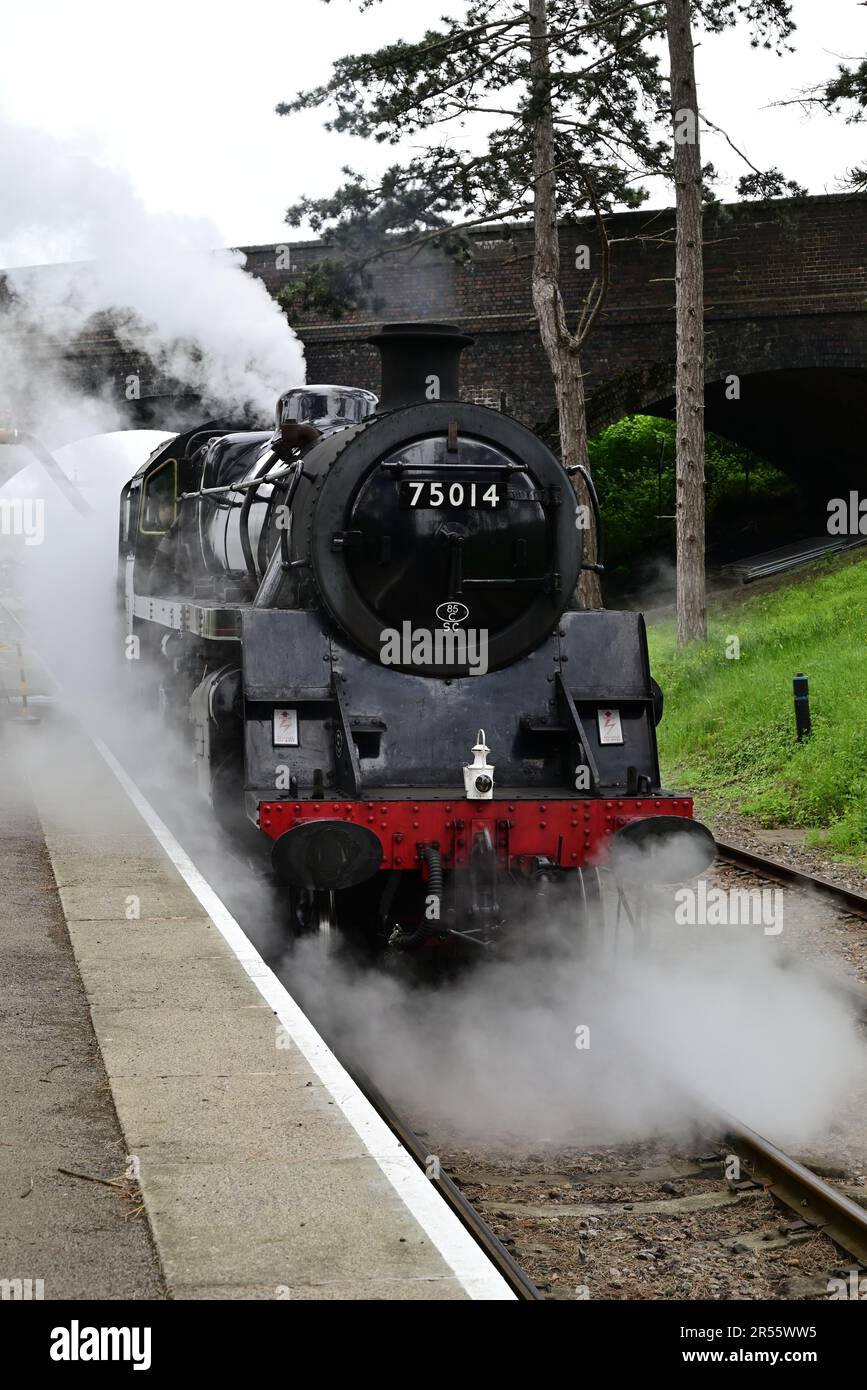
[588,415,794,575]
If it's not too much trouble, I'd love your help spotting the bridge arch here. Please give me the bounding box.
[588,359,867,493]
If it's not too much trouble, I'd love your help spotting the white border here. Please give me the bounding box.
[91,735,516,1301]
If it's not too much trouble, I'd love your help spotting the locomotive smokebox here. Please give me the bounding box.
[367,321,474,410]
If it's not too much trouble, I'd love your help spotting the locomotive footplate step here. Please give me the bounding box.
[10,719,511,1300]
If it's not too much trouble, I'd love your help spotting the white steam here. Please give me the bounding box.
[0,113,304,435]
[1,433,173,706]
[283,904,867,1153]
[0,110,304,711]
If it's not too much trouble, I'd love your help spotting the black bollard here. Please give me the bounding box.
[793,673,811,741]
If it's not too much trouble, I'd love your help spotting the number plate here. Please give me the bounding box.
[399,480,505,510]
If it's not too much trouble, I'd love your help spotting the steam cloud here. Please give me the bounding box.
[0,112,304,440]
[285,909,867,1154]
[0,110,305,703]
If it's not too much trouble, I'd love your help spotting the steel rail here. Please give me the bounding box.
[354,988,866,1298]
[716,839,867,922]
[358,1034,867,1294]
[335,1056,544,1301]
[716,840,867,1019]
[720,1114,867,1266]
[606,1025,867,1274]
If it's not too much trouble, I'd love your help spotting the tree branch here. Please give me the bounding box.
[574,166,611,349]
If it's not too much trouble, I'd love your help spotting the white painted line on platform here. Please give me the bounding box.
[91,734,517,1301]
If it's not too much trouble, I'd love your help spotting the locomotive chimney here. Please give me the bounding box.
[366,321,474,410]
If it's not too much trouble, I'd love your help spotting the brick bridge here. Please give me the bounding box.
[69,193,867,479]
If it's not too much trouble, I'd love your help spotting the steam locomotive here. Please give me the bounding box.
[117,322,714,948]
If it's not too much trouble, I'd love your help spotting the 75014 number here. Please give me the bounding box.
[401,480,502,509]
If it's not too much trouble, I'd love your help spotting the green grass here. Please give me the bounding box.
[647,554,867,863]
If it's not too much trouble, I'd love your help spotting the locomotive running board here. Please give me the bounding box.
[131,592,242,640]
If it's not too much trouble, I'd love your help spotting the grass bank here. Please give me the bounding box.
[646,554,867,863]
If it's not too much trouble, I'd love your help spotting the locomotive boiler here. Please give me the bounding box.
[117,321,714,948]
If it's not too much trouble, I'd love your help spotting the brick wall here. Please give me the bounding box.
[45,193,867,470]
[241,193,867,435]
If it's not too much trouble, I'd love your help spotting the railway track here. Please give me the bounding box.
[357,850,867,1301]
[414,1111,867,1301]
[289,973,867,1301]
[717,840,867,930]
[715,839,867,1018]
[343,1062,545,1301]
[722,1117,867,1267]
[309,895,867,1303]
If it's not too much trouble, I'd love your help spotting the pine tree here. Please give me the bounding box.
[278,0,794,620]
[778,43,866,191]
[279,1,669,609]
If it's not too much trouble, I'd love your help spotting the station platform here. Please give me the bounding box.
[0,709,512,1300]
[0,741,164,1299]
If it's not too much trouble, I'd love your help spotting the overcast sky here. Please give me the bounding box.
[0,0,864,266]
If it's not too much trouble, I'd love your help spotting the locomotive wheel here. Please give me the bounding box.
[312,890,336,940]
[289,887,337,939]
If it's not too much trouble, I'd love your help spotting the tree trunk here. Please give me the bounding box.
[666,0,706,643]
[528,0,602,609]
